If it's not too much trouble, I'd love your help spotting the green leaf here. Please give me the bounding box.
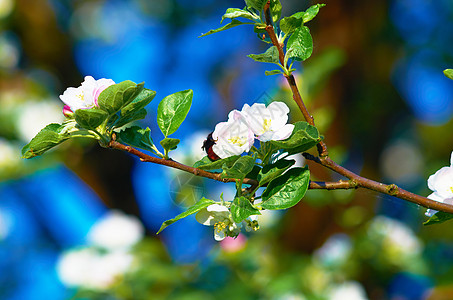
[157,89,193,137]
[248,46,279,64]
[423,211,453,226]
[258,159,295,186]
[117,126,155,152]
[230,196,261,223]
[245,0,267,11]
[160,137,180,152]
[270,121,320,155]
[280,4,325,34]
[157,197,216,234]
[193,155,241,170]
[74,108,109,130]
[200,20,255,37]
[286,26,313,62]
[270,0,282,23]
[265,70,283,76]
[261,167,310,210]
[221,155,257,180]
[113,108,147,129]
[118,88,156,120]
[444,69,453,80]
[246,165,261,181]
[221,8,258,23]
[21,123,69,159]
[303,3,326,23]
[98,81,143,115]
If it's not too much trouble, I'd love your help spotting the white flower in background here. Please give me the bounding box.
[369,216,422,255]
[57,247,133,290]
[17,100,64,142]
[328,281,368,300]
[59,76,115,113]
[426,151,453,217]
[314,233,352,267]
[212,110,254,159]
[196,203,241,241]
[0,138,18,169]
[241,102,294,142]
[87,210,144,250]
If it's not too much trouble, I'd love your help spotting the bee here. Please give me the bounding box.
[202,132,220,161]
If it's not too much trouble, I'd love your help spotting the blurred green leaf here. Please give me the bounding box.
[302,3,325,23]
[444,69,453,80]
[221,8,258,23]
[21,123,69,159]
[221,155,257,180]
[270,121,320,154]
[160,137,180,152]
[74,108,108,130]
[270,0,282,23]
[423,211,453,226]
[193,155,241,170]
[248,46,279,64]
[157,197,216,234]
[157,89,193,137]
[115,88,156,127]
[231,196,261,223]
[258,159,295,186]
[117,126,155,152]
[286,26,313,62]
[200,20,255,37]
[261,167,310,209]
[98,81,143,115]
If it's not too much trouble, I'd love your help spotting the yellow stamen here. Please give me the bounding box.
[228,136,247,147]
[263,118,271,132]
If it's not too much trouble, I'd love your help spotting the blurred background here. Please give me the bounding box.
[0,0,453,299]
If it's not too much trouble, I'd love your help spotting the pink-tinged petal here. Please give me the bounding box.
[220,234,247,252]
[62,105,74,117]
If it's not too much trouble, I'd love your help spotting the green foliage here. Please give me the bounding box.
[270,121,320,155]
[74,108,108,130]
[230,196,261,223]
[157,89,193,137]
[248,46,279,64]
[160,137,180,153]
[117,126,156,153]
[258,159,295,186]
[265,70,284,76]
[261,167,310,209]
[444,69,453,80]
[200,20,255,37]
[424,211,453,226]
[270,0,282,24]
[280,4,325,34]
[113,88,156,128]
[21,123,69,158]
[193,155,241,170]
[98,81,143,115]
[286,26,313,62]
[245,0,267,11]
[221,8,259,23]
[221,155,257,180]
[157,197,216,234]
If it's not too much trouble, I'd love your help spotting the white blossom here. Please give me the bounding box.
[87,210,144,250]
[212,110,255,159]
[328,281,368,300]
[195,203,241,241]
[59,76,115,113]
[426,151,453,216]
[241,102,294,142]
[57,247,133,290]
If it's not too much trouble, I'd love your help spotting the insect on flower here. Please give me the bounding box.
[202,132,220,161]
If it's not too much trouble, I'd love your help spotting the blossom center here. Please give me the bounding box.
[450,186,453,194]
[76,92,85,102]
[214,222,227,233]
[262,118,271,133]
[228,136,247,147]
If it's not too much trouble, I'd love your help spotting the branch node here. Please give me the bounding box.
[386,184,399,196]
[348,179,359,189]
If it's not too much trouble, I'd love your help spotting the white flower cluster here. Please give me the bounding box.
[196,203,259,241]
[426,151,453,217]
[57,210,144,290]
[212,102,294,159]
[59,76,115,116]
